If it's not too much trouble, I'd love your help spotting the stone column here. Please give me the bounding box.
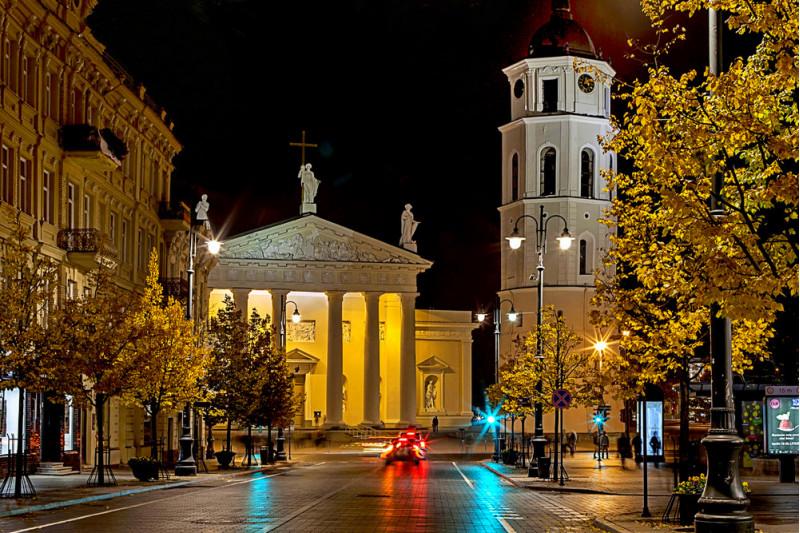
[361,292,381,427]
[398,292,418,427]
[324,291,345,428]
[461,338,473,415]
[231,289,251,321]
[271,289,289,343]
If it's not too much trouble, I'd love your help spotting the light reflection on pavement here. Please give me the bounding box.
[0,457,655,532]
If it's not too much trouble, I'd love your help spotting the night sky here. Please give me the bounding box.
[87,1,779,404]
[86,0,680,312]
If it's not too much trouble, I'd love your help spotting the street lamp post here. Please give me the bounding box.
[506,205,573,476]
[478,298,517,463]
[275,296,301,461]
[176,197,221,477]
[694,10,753,532]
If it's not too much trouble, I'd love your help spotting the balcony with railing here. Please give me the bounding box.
[57,229,119,270]
[58,125,128,171]
[160,277,189,304]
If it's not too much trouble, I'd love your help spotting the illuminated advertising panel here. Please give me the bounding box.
[637,401,664,457]
[764,396,800,455]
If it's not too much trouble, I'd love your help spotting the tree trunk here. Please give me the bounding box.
[13,388,25,497]
[247,426,252,467]
[150,404,160,460]
[678,365,691,482]
[96,393,106,485]
[225,419,232,452]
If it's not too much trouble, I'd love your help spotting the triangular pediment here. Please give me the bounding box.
[286,348,320,365]
[286,348,320,376]
[417,356,454,373]
[219,215,431,266]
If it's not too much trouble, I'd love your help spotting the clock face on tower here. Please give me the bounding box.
[578,74,595,94]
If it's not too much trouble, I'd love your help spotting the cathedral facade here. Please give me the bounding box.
[208,214,476,430]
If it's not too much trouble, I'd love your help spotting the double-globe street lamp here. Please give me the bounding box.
[505,204,573,477]
[175,197,222,476]
[477,299,518,463]
[275,297,301,461]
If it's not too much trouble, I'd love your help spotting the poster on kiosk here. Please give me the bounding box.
[764,393,800,456]
[638,401,664,460]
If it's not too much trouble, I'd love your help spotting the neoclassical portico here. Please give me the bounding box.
[206,214,475,429]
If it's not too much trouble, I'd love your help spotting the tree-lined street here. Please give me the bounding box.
[0,438,796,533]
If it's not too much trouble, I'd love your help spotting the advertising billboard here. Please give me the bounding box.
[764,396,800,455]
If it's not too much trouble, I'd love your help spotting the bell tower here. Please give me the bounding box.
[498,0,615,297]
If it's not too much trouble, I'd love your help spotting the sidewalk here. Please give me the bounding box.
[480,451,799,533]
[0,461,280,519]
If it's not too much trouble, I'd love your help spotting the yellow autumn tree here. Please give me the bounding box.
[0,209,59,496]
[490,307,602,412]
[49,266,143,486]
[123,251,212,459]
[592,0,797,478]
[593,0,797,390]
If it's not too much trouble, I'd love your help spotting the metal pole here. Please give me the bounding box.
[176,225,197,476]
[694,10,753,532]
[492,303,502,462]
[642,398,651,517]
[531,208,547,474]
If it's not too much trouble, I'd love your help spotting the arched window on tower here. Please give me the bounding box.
[511,153,519,201]
[579,234,595,276]
[579,239,588,275]
[540,147,556,196]
[580,149,594,198]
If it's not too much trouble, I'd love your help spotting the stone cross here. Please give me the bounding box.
[289,130,318,168]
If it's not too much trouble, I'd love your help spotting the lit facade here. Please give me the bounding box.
[0,0,203,473]
[497,1,623,436]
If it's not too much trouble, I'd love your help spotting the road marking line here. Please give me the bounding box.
[497,517,516,532]
[6,471,287,532]
[451,462,475,489]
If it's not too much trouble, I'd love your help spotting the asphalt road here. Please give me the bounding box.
[0,455,656,532]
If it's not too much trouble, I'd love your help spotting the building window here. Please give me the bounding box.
[540,147,556,196]
[22,55,35,105]
[19,158,30,214]
[542,78,558,112]
[579,237,594,276]
[9,40,19,94]
[67,184,75,228]
[83,195,92,228]
[579,239,588,275]
[2,40,9,86]
[42,170,53,224]
[580,149,594,198]
[137,228,144,270]
[511,153,519,201]
[121,220,128,263]
[67,279,77,300]
[109,212,116,244]
[1,145,10,204]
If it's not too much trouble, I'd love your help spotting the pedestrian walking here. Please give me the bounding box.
[432,416,439,433]
[567,431,577,456]
[632,433,642,465]
[592,431,600,459]
[617,434,631,469]
[600,432,610,459]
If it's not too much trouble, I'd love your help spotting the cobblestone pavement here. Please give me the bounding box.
[0,457,652,533]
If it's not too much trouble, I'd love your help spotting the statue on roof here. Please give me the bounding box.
[400,203,420,253]
[298,163,320,205]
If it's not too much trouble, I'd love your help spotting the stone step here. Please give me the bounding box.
[36,462,78,475]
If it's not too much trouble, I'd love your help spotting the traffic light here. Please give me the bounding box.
[593,406,611,425]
